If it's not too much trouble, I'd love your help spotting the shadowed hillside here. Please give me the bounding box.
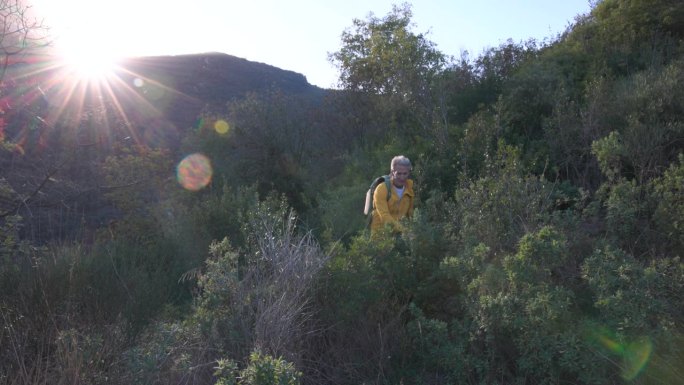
[115,52,326,129]
[0,51,328,243]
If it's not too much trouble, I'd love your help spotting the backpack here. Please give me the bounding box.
[364,175,392,227]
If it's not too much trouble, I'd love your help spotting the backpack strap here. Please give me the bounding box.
[365,175,392,229]
[384,176,392,202]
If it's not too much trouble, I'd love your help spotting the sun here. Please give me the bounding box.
[59,45,121,81]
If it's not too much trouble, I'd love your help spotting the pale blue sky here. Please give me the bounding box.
[33,0,593,88]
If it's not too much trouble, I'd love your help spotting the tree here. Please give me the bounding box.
[0,0,50,78]
[0,0,51,218]
[330,3,444,97]
[570,0,684,76]
[203,90,320,215]
[329,3,447,147]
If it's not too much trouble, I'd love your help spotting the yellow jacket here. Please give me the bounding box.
[370,178,414,233]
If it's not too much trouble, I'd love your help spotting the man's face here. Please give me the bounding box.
[392,165,410,188]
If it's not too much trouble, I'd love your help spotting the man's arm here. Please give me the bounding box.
[373,183,399,230]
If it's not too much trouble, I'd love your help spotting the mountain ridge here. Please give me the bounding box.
[113,51,328,130]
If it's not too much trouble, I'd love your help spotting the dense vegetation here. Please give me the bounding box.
[1,0,683,384]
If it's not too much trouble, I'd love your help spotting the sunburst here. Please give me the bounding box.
[60,47,120,81]
[2,47,175,152]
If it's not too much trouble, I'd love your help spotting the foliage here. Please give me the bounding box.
[457,109,500,179]
[651,154,684,254]
[184,91,324,217]
[593,130,683,255]
[126,320,210,385]
[102,146,173,214]
[588,60,684,184]
[551,0,684,84]
[400,223,683,384]
[212,351,302,385]
[237,351,301,385]
[315,177,367,244]
[581,246,683,383]
[3,1,684,384]
[193,197,328,373]
[453,142,559,254]
[0,242,137,384]
[306,204,449,382]
[582,246,683,336]
[329,2,448,149]
[330,3,445,98]
[214,358,239,385]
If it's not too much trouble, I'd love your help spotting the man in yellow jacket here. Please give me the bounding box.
[370,155,414,234]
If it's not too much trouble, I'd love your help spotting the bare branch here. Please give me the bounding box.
[0,160,65,218]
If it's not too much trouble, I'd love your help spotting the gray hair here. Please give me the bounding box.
[390,155,412,171]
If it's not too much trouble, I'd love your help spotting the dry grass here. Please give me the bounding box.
[240,211,330,367]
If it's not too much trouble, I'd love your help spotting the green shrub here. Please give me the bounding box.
[185,184,261,259]
[592,131,625,181]
[593,153,683,257]
[213,351,302,385]
[313,218,450,384]
[581,246,683,382]
[404,304,469,384]
[126,320,209,385]
[403,227,628,384]
[192,197,328,376]
[214,358,239,385]
[453,143,557,254]
[315,179,368,244]
[651,154,684,255]
[237,351,301,385]
[582,246,681,336]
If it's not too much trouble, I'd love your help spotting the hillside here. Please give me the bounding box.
[114,52,326,129]
[1,1,683,384]
[0,51,327,242]
[3,51,325,137]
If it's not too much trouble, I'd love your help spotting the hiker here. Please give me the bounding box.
[370,155,415,234]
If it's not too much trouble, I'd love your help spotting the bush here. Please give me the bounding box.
[581,246,682,336]
[651,154,684,255]
[238,351,302,385]
[213,350,301,385]
[194,197,329,371]
[581,246,683,383]
[0,242,134,384]
[453,143,557,254]
[126,320,210,385]
[402,227,635,384]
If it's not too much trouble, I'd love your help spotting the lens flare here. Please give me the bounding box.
[177,153,212,191]
[591,328,653,380]
[597,334,624,354]
[622,339,653,380]
[214,119,230,134]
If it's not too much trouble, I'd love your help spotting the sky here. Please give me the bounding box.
[31,0,594,89]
